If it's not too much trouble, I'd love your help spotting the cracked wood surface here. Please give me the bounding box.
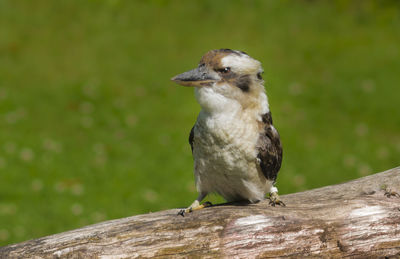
[1,167,400,258]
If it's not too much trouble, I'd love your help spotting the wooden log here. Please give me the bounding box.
[1,167,400,258]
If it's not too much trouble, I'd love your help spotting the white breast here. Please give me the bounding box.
[192,106,271,203]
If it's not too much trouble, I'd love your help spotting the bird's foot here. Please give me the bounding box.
[384,188,400,198]
[269,192,285,207]
[177,201,213,217]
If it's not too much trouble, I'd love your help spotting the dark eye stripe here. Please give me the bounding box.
[235,75,251,92]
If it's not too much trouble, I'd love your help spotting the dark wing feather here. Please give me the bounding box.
[256,112,283,183]
[189,126,195,153]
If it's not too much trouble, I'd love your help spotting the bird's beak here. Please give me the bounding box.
[171,65,218,87]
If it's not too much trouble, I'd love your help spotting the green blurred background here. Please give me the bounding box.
[1,0,399,246]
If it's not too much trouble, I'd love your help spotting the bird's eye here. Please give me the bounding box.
[217,67,231,73]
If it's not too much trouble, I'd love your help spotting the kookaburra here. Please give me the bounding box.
[172,49,284,216]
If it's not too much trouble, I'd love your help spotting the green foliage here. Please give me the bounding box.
[0,0,399,245]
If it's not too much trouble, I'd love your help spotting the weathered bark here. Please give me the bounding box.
[1,167,400,258]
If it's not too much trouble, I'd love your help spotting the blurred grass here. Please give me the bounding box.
[0,0,399,245]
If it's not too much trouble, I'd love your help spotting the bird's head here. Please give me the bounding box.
[172,49,269,115]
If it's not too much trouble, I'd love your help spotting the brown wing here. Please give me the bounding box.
[189,126,195,153]
[256,112,283,183]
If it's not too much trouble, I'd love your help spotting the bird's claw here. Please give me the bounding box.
[177,209,189,217]
[269,192,286,207]
[177,201,213,217]
[384,189,400,198]
[269,199,286,207]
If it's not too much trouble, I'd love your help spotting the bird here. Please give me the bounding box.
[171,49,284,216]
